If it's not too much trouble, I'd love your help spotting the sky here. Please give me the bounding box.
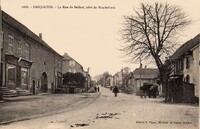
[1,0,200,77]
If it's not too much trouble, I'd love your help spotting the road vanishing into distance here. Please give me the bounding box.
[0,86,198,129]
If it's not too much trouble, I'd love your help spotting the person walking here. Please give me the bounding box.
[113,86,119,97]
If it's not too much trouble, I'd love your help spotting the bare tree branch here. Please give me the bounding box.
[120,2,191,83]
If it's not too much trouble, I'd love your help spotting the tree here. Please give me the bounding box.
[102,72,110,86]
[94,74,103,83]
[63,72,86,88]
[162,58,173,102]
[122,67,131,75]
[120,2,190,89]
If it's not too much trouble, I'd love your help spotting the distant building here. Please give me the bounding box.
[128,67,158,94]
[83,70,91,91]
[168,34,199,103]
[113,71,122,87]
[106,75,113,87]
[0,11,63,95]
[62,53,90,92]
[62,53,84,74]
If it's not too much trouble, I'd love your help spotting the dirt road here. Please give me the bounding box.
[0,86,198,129]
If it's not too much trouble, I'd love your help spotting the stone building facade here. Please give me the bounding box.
[113,71,122,87]
[62,53,91,92]
[128,68,158,94]
[168,34,199,102]
[0,11,63,95]
[62,53,84,74]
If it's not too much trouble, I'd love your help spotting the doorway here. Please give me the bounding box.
[32,80,36,95]
[41,72,48,92]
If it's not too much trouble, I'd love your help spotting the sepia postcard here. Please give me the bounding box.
[0,0,199,129]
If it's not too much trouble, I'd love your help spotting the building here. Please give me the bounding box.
[62,53,90,92]
[126,72,134,93]
[0,11,63,95]
[105,75,113,87]
[168,34,199,103]
[129,67,158,94]
[113,71,122,87]
[83,70,91,92]
[62,53,84,74]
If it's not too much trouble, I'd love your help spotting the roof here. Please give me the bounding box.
[63,53,83,69]
[2,11,62,57]
[132,68,158,79]
[63,53,73,60]
[170,34,200,60]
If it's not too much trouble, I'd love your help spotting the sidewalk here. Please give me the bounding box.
[0,92,100,125]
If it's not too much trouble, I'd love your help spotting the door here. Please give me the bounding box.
[32,80,35,95]
[41,72,48,92]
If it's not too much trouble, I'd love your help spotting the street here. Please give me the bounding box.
[0,86,198,129]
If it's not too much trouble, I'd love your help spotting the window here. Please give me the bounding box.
[175,62,178,73]
[55,59,58,67]
[68,69,76,73]
[24,43,30,59]
[69,60,75,67]
[68,69,72,73]
[58,61,62,69]
[57,73,62,86]
[8,35,14,53]
[180,59,184,71]
[17,41,22,56]
[186,57,190,69]
[56,60,62,69]
[7,64,16,85]
[37,80,40,88]
[1,31,4,49]
[21,68,28,86]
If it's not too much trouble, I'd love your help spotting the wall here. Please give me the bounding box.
[62,59,84,74]
[2,18,63,94]
[2,22,32,90]
[30,38,56,94]
[192,45,199,97]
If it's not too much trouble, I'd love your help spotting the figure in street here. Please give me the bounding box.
[94,86,97,92]
[113,86,119,97]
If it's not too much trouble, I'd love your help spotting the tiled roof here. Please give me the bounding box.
[170,34,200,60]
[133,68,158,79]
[2,11,62,57]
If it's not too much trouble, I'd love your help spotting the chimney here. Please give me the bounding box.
[64,53,68,56]
[39,33,42,39]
